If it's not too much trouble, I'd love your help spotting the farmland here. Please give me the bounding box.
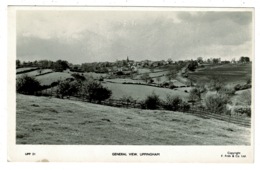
[15,59,252,145]
[102,82,189,101]
[16,94,250,145]
[16,69,53,78]
[188,63,252,86]
[35,72,73,86]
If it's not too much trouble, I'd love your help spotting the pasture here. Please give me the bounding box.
[16,69,53,78]
[16,67,38,74]
[104,78,145,84]
[188,63,252,86]
[35,72,73,86]
[102,82,189,101]
[16,94,251,145]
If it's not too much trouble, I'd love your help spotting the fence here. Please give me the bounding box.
[187,108,251,127]
[38,88,251,128]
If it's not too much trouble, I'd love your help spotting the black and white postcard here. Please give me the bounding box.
[8,6,254,162]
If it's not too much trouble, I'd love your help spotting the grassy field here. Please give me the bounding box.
[16,67,38,73]
[188,63,252,86]
[35,72,73,86]
[16,94,251,145]
[104,78,145,84]
[16,69,53,78]
[103,82,191,101]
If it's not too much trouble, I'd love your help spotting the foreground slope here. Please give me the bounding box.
[16,94,251,145]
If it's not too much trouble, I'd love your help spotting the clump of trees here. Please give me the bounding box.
[56,80,81,99]
[16,75,42,95]
[141,92,161,110]
[81,81,112,103]
[163,95,190,112]
[16,59,70,72]
[204,93,229,114]
[187,60,198,71]
[141,93,190,112]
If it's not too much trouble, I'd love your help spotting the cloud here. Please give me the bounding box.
[16,10,253,64]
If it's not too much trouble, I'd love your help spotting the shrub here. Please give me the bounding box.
[71,73,86,82]
[204,93,229,114]
[179,101,190,112]
[234,84,251,91]
[189,88,201,102]
[163,95,183,111]
[16,75,41,95]
[219,86,236,95]
[234,107,251,117]
[187,60,198,71]
[207,77,224,92]
[142,92,161,110]
[120,95,135,108]
[81,80,112,103]
[56,80,80,98]
[169,84,177,89]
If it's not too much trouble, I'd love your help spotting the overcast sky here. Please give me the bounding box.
[16,9,253,64]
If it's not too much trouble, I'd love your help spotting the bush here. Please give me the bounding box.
[16,75,41,95]
[81,80,112,103]
[234,84,251,91]
[56,80,80,98]
[71,73,86,82]
[234,107,251,117]
[163,95,190,112]
[207,77,224,92]
[142,92,161,110]
[179,101,190,112]
[120,95,135,108]
[219,86,236,95]
[189,88,201,102]
[163,95,183,111]
[169,84,177,89]
[204,93,229,114]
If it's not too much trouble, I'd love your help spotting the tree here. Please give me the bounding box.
[56,80,80,99]
[236,90,251,106]
[156,76,161,83]
[16,60,21,68]
[141,73,150,83]
[208,76,224,92]
[16,75,41,95]
[81,81,112,103]
[187,60,198,71]
[167,58,173,64]
[204,93,229,114]
[53,60,69,72]
[239,56,250,63]
[142,92,161,110]
[189,88,201,102]
[71,73,86,82]
[212,58,221,64]
[163,95,182,111]
[197,57,203,64]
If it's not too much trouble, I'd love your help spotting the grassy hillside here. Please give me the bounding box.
[16,94,250,145]
[188,63,252,85]
[16,69,53,78]
[35,72,73,86]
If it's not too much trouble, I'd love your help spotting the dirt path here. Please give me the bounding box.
[176,64,190,85]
